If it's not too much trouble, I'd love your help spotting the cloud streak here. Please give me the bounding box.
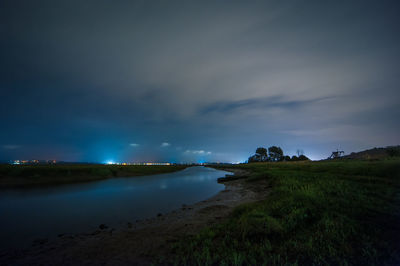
[2,145,21,150]
[184,150,212,155]
[129,143,140,147]
[200,96,335,114]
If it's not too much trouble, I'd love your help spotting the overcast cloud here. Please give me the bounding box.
[1,0,399,162]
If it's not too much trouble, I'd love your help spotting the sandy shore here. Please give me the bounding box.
[0,168,270,265]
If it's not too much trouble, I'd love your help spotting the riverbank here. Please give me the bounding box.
[0,164,187,188]
[1,160,399,265]
[0,169,269,265]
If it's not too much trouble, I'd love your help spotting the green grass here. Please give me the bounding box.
[0,164,187,188]
[167,159,400,265]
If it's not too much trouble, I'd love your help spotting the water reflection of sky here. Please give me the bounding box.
[0,166,230,250]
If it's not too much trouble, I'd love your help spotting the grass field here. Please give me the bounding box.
[168,159,400,265]
[0,164,187,188]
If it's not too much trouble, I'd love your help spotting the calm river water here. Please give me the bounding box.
[0,166,230,250]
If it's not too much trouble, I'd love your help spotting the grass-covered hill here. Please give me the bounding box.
[341,146,400,160]
[169,159,400,265]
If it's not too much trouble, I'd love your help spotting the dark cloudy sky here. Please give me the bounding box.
[1,0,399,163]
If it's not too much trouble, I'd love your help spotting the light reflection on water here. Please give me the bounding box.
[0,166,229,250]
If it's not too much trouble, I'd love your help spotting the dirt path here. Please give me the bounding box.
[1,170,269,265]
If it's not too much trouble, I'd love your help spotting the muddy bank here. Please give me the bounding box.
[0,171,269,265]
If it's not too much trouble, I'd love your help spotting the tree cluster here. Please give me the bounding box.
[248,146,309,163]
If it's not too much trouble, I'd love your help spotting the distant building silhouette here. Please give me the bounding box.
[328,149,344,159]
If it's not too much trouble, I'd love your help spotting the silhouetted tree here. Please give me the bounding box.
[298,155,310,161]
[296,149,304,156]
[256,147,268,156]
[248,156,256,163]
[248,146,311,163]
[248,147,269,162]
[268,146,283,161]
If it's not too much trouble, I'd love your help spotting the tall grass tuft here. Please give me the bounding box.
[168,159,400,265]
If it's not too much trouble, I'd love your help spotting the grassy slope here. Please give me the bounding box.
[0,164,187,188]
[168,159,400,265]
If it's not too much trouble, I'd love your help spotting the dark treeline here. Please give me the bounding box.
[248,146,309,163]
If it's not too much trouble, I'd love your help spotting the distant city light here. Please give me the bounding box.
[103,161,172,166]
[10,159,54,165]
